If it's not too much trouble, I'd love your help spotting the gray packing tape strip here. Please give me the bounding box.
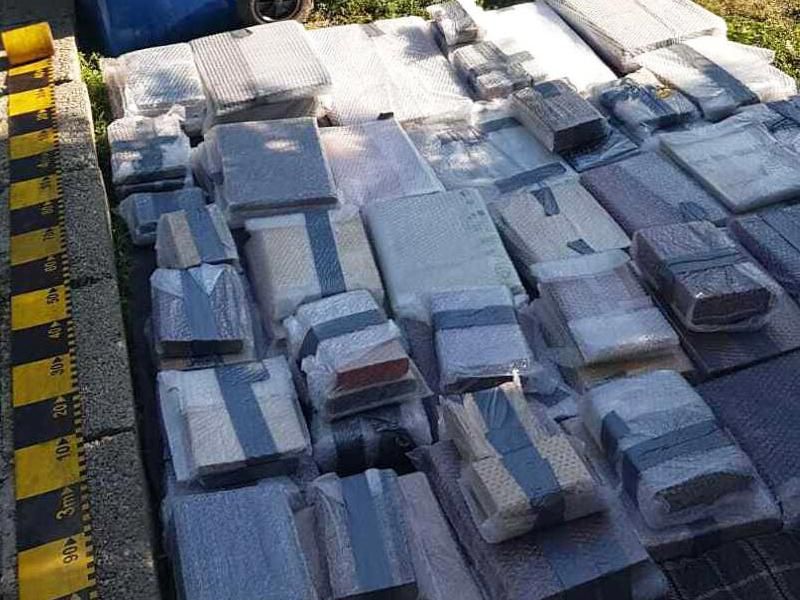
[760,210,800,254]
[657,247,745,299]
[216,363,277,459]
[432,305,517,330]
[567,239,596,255]
[535,81,562,99]
[299,309,386,360]
[332,417,367,474]
[769,99,800,128]
[305,211,347,298]
[361,23,385,37]
[496,163,568,194]
[679,201,710,222]
[476,116,521,135]
[185,208,227,263]
[534,187,560,216]
[667,44,759,108]
[600,411,630,461]
[180,270,220,342]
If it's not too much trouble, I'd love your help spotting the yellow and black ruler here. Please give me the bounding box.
[7,57,97,600]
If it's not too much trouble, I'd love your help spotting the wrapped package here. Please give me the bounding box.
[193,118,338,226]
[190,21,331,128]
[563,417,780,561]
[490,178,630,282]
[311,470,418,599]
[699,351,800,527]
[442,383,605,542]
[245,206,384,336]
[168,482,319,600]
[482,2,616,94]
[582,370,767,531]
[511,81,608,153]
[560,120,640,173]
[115,171,194,198]
[101,43,206,135]
[731,205,800,300]
[660,120,800,213]
[158,357,310,486]
[432,286,534,393]
[451,41,536,101]
[150,264,246,359]
[365,189,526,322]
[308,24,394,126]
[544,0,727,74]
[536,250,680,367]
[410,442,667,600]
[639,37,796,121]
[580,151,729,235]
[118,187,206,246]
[311,399,432,476]
[398,473,484,600]
[320,119,444,207]
[427,0,486,49]
[108,111,191,188]
[633,221,779,332]
[155,204,238,269]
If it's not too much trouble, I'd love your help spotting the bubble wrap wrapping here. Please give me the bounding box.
[168,482,319,600]
[108,111,191,186]
[365,189,526,322]
[193,118,338,226]
[311,469,418,599]
[450,41,537,101]
[158,357,310,487]
[536,251,680,367]
[490,178,630,283]
[118,187,206,246]
[320,119,444,207]
[311,399,432,476]
[441,383,606,543]
[660,120,800,213]
[579,151,729,236]
[432,286,534,393]
[544,0,727,74]
[638,37,796,121]
[155,203,238,269]
[244,206,384,337]
[190,21,331,127]
[115,171,194,199]
[562,417,780,561]
[560,120,641,173]
[427,0,486,49]
[409,441,667,600]
[633,221,779,332]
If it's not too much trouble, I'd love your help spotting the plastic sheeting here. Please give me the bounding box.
[633,221,779,332]
[544,0,727,74]
[319,119,444,207]
[311,399,432,476]
[311,469,418,599]
[118,187,206,246]
[432,287,534,393]
[580,151,729,235]
[660,120,800,213]
[155,203,238,269]
[244,206,384,337]
[158,357,310,486]
[409,441,667,600]
[442,382,605,542]
[427,0,486,49]
[639,37,796,121]
[451,41,537,101]
[365,189,526,322]
[193,118,338,226]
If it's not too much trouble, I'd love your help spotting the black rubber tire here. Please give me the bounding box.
[237,0,314,24]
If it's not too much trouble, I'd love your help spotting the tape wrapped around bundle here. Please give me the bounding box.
[159,357,310,487]
[118,187,206,246]
[311,469,418,599]
[427,0,486,49]
[245,206,384,337]
[156,204,238,269]
[451,41,537,101]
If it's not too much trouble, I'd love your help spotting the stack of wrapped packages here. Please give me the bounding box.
[118,187,207,247]
[155,203,238,269]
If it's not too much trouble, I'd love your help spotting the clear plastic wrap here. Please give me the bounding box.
[364,188,526,323]
[490,178,630,283]
[579,151,729,235]
[660,119,800,213]
[582,370,768,531]
[451,41,537,101]
[244,206,384,338]
[633,221,780,332]
[511,81,608,153]
[319,119,444,207]
[158,357,310,487]
[155,203,238,269]
[427,0,486,49]
[194,118,338,226]
[117,187,206,246]
[115,170,194,199]
[398,473,485,600]
[544,0,727,74]
[639,37,796,121]
[431,286,534,393]
[536,251,680,367]
[311,469,418,599]
[311,399,432,476]
[559,119,641,173]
